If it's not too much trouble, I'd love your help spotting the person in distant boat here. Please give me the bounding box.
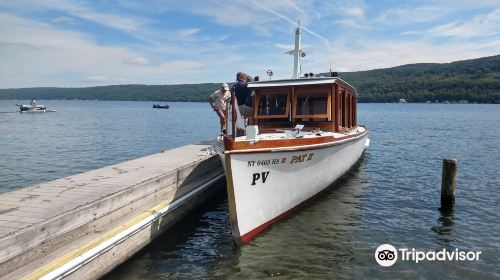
[208,83,231,134]
[234,72,253,123]
[30,99,36,107]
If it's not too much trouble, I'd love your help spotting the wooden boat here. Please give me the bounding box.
[216,22,369,244]
[153,103,169,109]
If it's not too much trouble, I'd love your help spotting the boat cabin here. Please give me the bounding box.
[228,76,358,142]
[249,77,357,133]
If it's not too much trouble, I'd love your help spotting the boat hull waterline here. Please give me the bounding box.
[20,109,56,113]
[223,129,368,244]
[19,105,55,113]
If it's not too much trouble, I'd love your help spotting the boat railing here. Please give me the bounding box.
[231,88,236,139]
[225,99,229,135]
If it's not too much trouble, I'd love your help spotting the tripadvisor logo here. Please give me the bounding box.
[375,244,482,267]
[375,244,398,267]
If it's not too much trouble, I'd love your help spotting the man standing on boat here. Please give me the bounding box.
[208,83,231,135]
[234,72,253,123]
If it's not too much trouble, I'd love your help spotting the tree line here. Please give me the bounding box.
[337,54,500,103]
[1,55,499,103]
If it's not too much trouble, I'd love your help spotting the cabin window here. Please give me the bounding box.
[254,90,290,119]
[293,87,330,120]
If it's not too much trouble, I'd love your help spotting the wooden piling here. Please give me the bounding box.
[441,158,457,206]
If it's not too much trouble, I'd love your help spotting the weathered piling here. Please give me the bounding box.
[441,158,457,206]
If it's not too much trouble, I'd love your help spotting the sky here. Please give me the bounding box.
[0,0,499,88]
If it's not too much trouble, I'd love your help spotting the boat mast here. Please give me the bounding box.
[292,21,301,79]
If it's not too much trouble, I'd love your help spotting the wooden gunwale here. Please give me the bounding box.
[223,127,367,154]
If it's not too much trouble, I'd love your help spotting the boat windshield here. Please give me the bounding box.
[295,92,329,118]
[255,89,290,119]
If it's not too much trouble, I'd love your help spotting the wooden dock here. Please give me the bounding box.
[0,140,224,279]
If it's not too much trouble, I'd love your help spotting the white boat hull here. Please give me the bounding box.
[224,131,368,244]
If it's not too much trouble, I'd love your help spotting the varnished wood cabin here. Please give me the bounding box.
[227,75,358,146]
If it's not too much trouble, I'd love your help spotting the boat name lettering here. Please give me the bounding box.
[289,153,314,164]
[246,154,314,167]
[251,171,270,186]
[247,159,281,167]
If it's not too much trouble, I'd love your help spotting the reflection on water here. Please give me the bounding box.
[432,206,456,247]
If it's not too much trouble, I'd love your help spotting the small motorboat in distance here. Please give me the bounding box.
[215,21,369,245]
[153,103,169,109]
[19,100,55,113]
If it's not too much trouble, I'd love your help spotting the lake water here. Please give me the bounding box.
[1,100,499,279]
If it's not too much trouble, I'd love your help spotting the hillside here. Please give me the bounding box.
[336,54,500,103]
[0,83,221,102]
[1,55,499,103]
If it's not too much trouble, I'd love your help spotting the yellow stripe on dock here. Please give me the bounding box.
[23,199,175,280]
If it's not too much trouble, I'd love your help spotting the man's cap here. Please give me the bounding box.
[222,83,229,90]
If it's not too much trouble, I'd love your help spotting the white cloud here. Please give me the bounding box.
[163,0,316,34]
[55,0,148,32]
[275,43,294,50]
[314,1,368,29]
[376,6,443,25]
[428,9,500,38]
[126,56,150,65]
[0,13,220,87]
[50,16,78,24]
[308,38,500,73]
[179,28,201,37]
[1,1,499,88]
[0,0,154,43]
[398,8,500,40]
[399,30,421,36]
[84,75,108,82]
[334,19,370,30]
[345,6,365,17]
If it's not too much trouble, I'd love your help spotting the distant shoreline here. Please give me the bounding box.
[1,54,499,104]
[2,99,498,105]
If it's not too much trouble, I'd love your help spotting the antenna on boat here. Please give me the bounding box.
[293,20,301,79]
[285,21,308,79]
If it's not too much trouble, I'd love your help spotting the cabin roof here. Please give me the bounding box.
[247,77,358,94]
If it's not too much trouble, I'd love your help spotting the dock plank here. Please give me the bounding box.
[0,205,69,220]
[11,189,109,200]
[0,215,43,224]
[0,220,32,229]
[0,226,18,235]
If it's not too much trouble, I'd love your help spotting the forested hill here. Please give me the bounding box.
[334,54,500,103]
[1,55,499,103]
[0,83,221,102]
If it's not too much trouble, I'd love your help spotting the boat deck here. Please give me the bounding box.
[234,126,366,142]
